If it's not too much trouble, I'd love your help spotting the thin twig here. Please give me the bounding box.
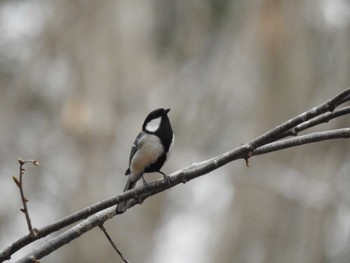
[249,87,350,149]
[14,158,39,238]
[99,224,129,263]
[252,128,350,156]
[281,106,350,137]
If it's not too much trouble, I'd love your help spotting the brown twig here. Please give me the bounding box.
[14,158,39,238]
[99,224,129,263]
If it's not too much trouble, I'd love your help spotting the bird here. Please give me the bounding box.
[116,108,174,214]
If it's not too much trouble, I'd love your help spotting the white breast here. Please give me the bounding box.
[129,134,164,180]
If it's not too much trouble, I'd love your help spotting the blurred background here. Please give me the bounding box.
[1,0,350,262]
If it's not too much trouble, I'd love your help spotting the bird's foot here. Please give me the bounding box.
[157,171,172,188]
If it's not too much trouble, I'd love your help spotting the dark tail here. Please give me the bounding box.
[116,179,138,214]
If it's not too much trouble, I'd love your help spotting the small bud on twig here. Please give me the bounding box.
[30,256,40,263]
[245,158,250,167]
[15,158,40,237]
[13,176,20,187]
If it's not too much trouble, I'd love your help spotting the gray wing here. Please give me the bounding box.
[125,131,145,175]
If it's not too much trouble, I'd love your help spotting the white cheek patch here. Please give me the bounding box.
[145,116,161,132]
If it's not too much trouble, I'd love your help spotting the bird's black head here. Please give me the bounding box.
[142,108,171,134]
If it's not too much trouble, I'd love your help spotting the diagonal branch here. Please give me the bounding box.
[0,190,133,261]
[253,128,350,155]
[2,87,350,262]
[248,88,350,148]
[280,106,350,137]
[15,128,350,263]
[16,208,116,263]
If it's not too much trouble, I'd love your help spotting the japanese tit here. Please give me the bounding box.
[116,108,174,214]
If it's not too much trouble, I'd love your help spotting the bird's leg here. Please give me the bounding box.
[157,171,172,187]
[141,174,151,194]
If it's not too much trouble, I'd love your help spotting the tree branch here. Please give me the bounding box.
[248,88,350,148]
[0,188,138,261]
[281,106,350,137]
[14,127,350,262]
[16,208,115,263]
[2,87,350,262]
[253,128,350,155]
